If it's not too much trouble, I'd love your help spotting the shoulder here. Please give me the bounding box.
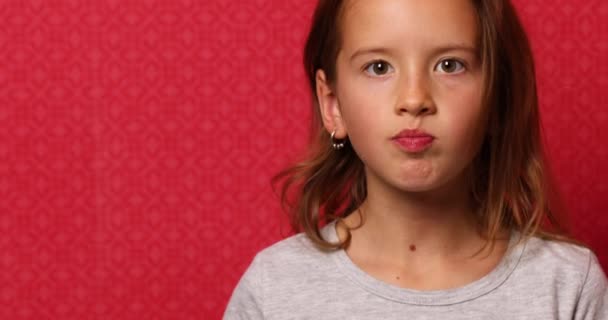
[520,237,593,274]
[241,226,344,295]
[521,237,606,277]
[224,232,334,318]
[515,236,607,301]
[517,236,602,284]
[252,231,334,274]
[252,221,340,271]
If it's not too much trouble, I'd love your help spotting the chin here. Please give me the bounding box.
[393,173,460,193]
[393,179,440,193]
[405,185,435,193]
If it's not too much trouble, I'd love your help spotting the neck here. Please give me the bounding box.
[340,170,485,264]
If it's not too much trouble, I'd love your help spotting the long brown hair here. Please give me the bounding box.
[274,0,576,250]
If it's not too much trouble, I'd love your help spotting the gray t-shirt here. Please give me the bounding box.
[224,222,607,319]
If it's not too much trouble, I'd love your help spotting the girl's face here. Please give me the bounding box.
[317,0,486,194]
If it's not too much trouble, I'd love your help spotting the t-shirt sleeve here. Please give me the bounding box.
[223,254,265,320]
[574,251,608,320]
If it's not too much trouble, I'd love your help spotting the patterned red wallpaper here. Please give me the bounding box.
[0,0,605,319]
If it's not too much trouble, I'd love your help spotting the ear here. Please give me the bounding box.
[316,69,347,139]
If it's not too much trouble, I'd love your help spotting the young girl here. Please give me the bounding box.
[224,0,607,318]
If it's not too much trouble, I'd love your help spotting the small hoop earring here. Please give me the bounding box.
[331,130,346,150]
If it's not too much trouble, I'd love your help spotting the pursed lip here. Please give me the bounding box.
[392,129,435,139]
[391,129,435,152]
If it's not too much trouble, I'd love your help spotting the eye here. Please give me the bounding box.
[363,60,394,76]
[435,58,465,74]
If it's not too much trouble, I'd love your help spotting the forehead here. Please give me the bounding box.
[340,0,479,51]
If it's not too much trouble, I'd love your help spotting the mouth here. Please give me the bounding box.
[391,129,435,153]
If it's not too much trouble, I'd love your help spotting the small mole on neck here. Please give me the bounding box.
[409,244,416,251]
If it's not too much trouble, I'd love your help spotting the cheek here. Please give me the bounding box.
[340,102,386,155]
[336,71,398,115]
[336,82,390,131]
[335,95,389,162]
[438,92,487,153]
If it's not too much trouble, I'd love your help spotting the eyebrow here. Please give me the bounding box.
[349,44,477,62]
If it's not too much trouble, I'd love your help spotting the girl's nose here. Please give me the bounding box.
[395,77,436,116]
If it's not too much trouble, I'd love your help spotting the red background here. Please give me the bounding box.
[0,0,606,319]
